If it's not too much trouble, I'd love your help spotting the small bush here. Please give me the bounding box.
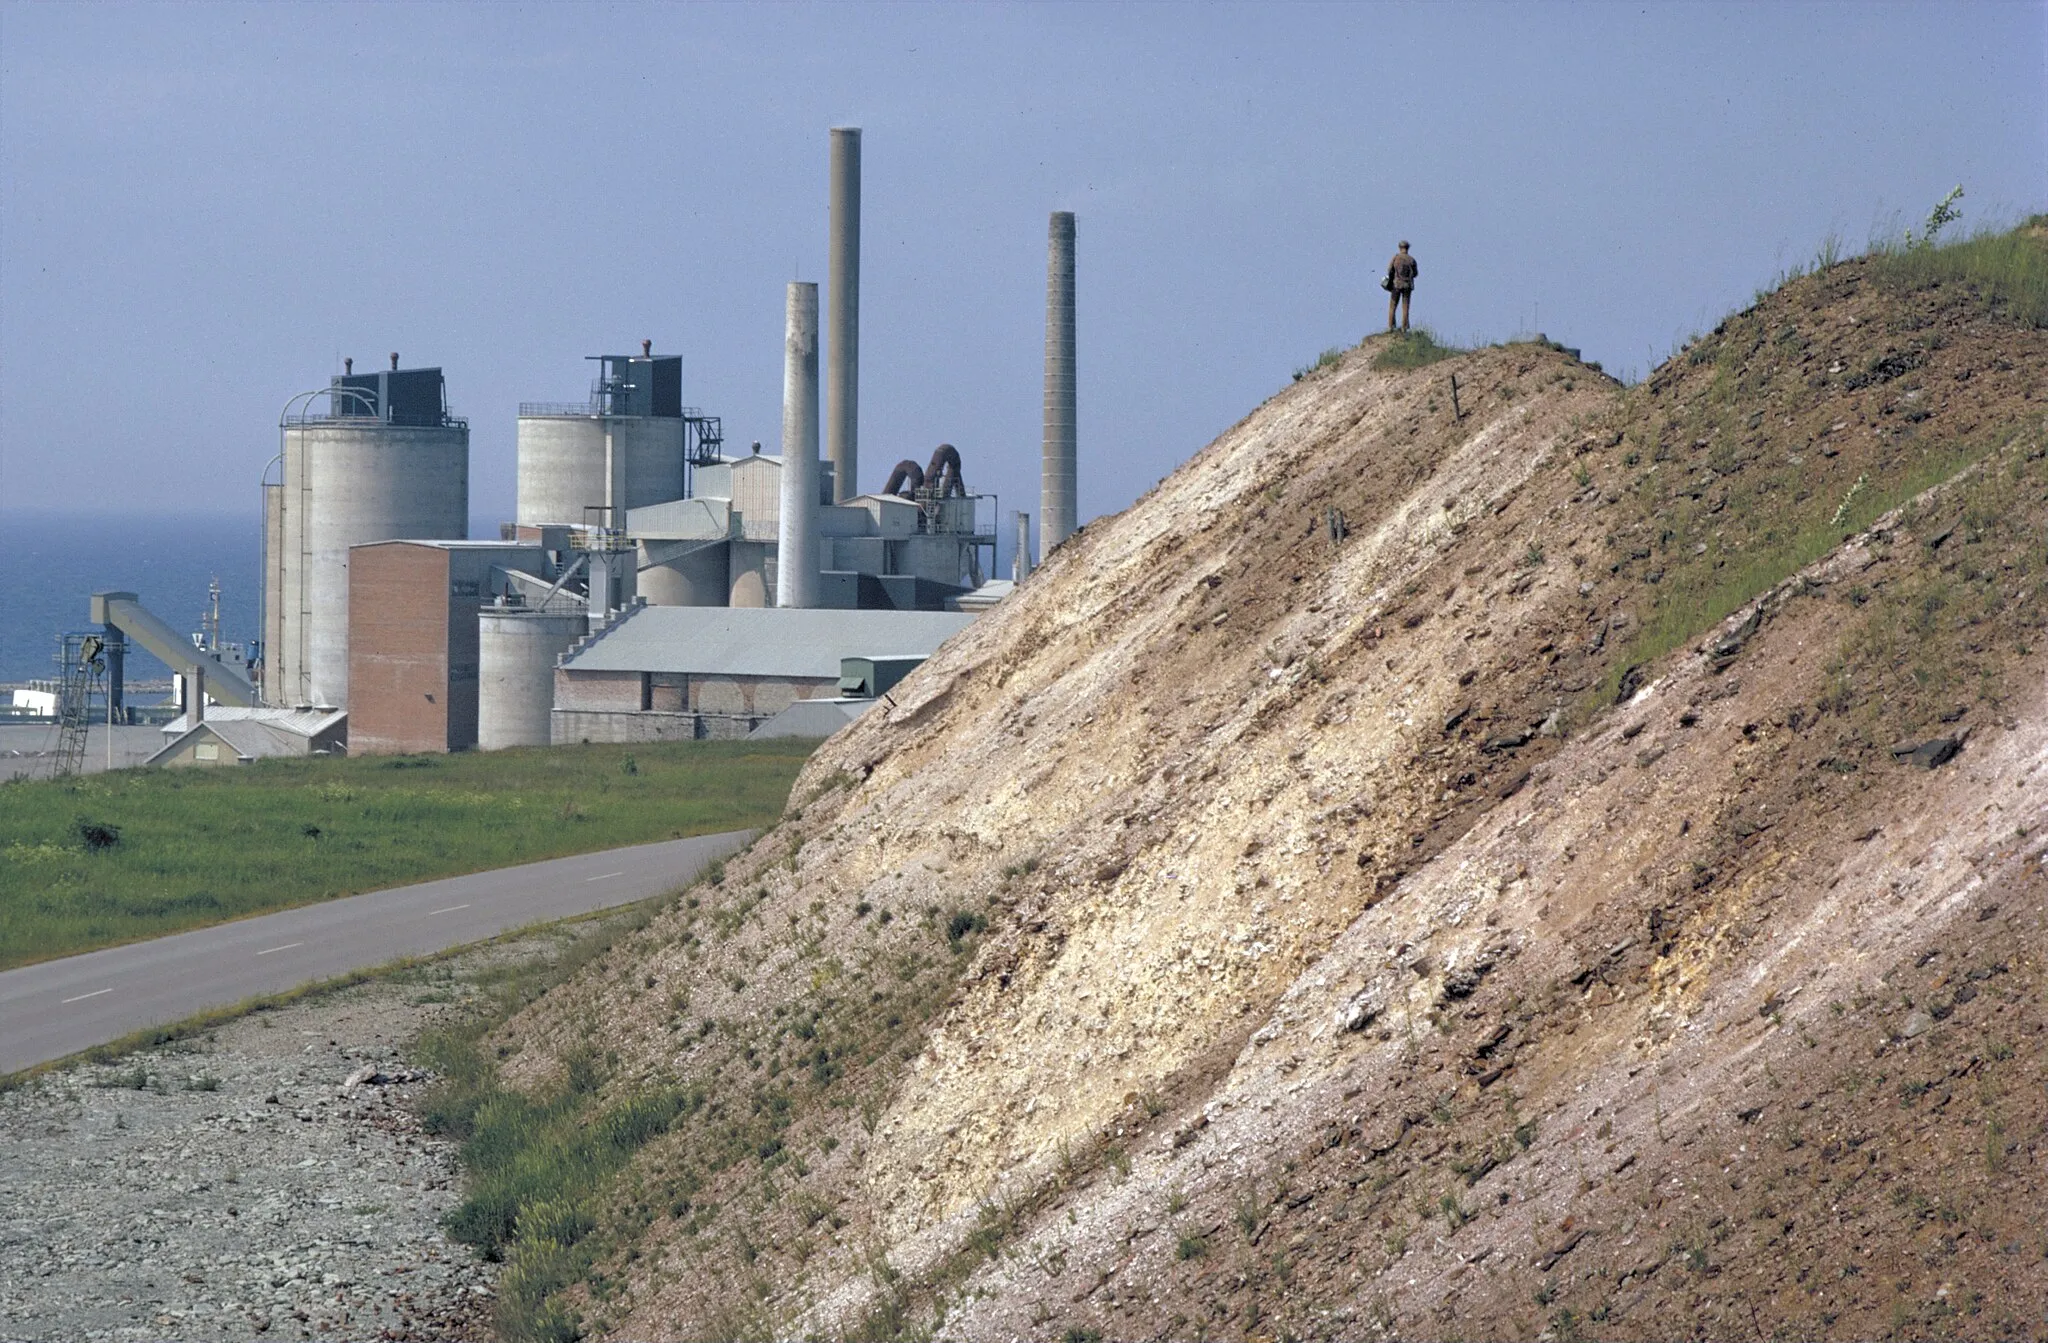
[944,908,987,953]
[74,819,121,852]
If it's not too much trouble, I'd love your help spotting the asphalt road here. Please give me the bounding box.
[0,830,753,1076]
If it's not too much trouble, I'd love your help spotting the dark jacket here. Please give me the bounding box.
[1387,251,1418,291]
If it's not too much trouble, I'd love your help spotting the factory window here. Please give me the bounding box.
[195,742,220,762]
[450,580,480,597]
[639,673,653,711]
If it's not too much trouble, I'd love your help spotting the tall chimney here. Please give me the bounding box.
[1041,211,1078,550]
[1014,511,1034,582]
[188,665,206,727]
[778,282,822,608]
[826,127,861,502]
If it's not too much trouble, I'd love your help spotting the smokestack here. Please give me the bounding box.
[343,357,353,375]
[389,352,399,371]
[188,665,206,727]
[778,282,822,608]
[1014,511,1034,582]
[1042,211,1078,550]
[826,127,861,502]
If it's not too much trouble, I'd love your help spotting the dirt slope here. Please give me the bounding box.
[487,246,2047,1341]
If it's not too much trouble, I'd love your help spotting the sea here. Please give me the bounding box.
[0,510,263,687]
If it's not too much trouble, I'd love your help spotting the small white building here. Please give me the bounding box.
[147,707,348,767]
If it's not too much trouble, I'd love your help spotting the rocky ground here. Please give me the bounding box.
[0,949,536,1342]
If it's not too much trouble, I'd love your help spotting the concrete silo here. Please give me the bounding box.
[517,349,687,527]
[266,359,468,709]
[477,606,586,750]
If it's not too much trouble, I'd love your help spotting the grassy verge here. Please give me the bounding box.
[0,739,813,969]
[411,881,725,1343]
[0,895,672,1095]
[1864,215,2048,328]
[1370,328,1462,371]
[1598,434,1994,704]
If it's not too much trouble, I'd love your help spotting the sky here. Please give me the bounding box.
[1,1,2041,558]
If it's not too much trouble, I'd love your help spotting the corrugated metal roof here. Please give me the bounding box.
[560,606,976,678]
[146,719,318,766]
[160,707,347,738]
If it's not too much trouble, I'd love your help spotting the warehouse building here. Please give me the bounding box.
[550,605,972,742]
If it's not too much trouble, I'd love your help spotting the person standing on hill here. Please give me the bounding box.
[1384,240,1418,331]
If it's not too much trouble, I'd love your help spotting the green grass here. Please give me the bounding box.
[1370,327,1462,371]
[1292,345,1348,381]
[1865,215,2048,329]
[0,739,814,969]
[1599,435,1990,704]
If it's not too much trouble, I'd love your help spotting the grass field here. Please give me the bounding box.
[0,739,814,970]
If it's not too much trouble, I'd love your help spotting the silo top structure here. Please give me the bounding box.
[1041,211,1078,551]
[827,127,861,502]
[265,364,468,710]
[516,351,710,528]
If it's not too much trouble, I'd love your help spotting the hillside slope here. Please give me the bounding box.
[474,239,2046,1341]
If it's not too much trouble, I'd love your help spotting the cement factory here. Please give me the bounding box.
[22,130,1083,770]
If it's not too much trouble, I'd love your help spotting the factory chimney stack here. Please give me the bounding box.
[778,282,822,608]
[1041,211,1078,551]
[826,127,861,502]
[1014,512,1034,581]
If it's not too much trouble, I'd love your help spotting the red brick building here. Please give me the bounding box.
[347,540,550,753]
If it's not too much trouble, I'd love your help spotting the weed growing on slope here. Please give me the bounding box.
[1293,346,1348,381]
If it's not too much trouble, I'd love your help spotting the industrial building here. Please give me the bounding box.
[264,357,468,711]
[264,129,1070,758]
[346,539,570,754]
[547,605,974,742]
[147,706,347,767]
[30,127,1083,776]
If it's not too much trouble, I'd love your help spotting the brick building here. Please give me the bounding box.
[347,540,550,753]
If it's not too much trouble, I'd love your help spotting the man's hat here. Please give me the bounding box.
[1399,240,1410,249]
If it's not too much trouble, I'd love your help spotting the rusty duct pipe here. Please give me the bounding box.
[883,459,925,498]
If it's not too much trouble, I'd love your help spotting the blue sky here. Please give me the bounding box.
[2,1,2041,553]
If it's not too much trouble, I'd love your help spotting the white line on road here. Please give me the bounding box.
[61,987,114,1005]
[584,871,625,882]
[429,904,471,915]
[255,942,305,956]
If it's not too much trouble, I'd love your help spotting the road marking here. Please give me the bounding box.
[61,987,114,1005]
[584,871,624,882]
[429,903,471,915]
[255,942,304,956]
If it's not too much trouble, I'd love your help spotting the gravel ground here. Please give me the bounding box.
[0,941,562,1342]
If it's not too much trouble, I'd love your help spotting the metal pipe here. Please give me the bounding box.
[883,459,924,498]
[778,281,822,608]
[1042,211,1078,550]
[1014,511,1033,581]
[826,127,860,502]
